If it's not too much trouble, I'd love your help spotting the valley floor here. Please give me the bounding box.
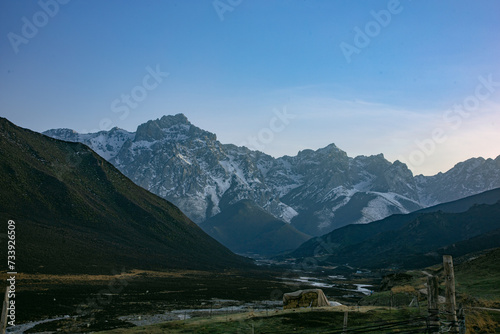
[3,254,500,333]
[0,266,378,333]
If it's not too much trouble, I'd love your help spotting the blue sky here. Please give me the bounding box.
[1,0,499,175]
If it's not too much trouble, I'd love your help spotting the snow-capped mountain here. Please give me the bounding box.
[43,127,134,160]
[415,156,500,206]
[43,114,500,236]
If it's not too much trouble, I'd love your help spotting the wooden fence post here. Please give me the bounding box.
[443,255,459,333]
[0,288,9,334]
[427,275,439,333]
[457,304,466,334]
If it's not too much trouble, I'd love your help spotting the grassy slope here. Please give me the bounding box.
[360,248,500,304]
[359,248,500,333]
[455,247,500,301]
[0,117,251,274]
[98,307,427,334]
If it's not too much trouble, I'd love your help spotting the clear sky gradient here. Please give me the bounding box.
[1,0,499,175]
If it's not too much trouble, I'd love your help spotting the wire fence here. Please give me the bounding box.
[316,306,467,334]
[323,316,435,334]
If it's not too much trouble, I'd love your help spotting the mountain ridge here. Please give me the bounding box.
[43,113,500,236]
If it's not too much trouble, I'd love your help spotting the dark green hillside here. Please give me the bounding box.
[200,200,310,256]
[455,247,500,299]
[290,188,500,260]
[436,228,500,259]
[287,189,500,269]
[0,117,251,274]
[334,203,500,269]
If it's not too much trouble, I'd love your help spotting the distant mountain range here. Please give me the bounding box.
[0,117,251,274]
[287,188,500,269]
[44,114,500,238]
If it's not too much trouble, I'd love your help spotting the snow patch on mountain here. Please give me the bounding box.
[357,194,402,224]
[219,159,248,186]
[43,127,134,160]
[277,204,298,223]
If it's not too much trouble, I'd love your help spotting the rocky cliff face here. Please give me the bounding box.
[107,115,289,224]
[44,114,500,236]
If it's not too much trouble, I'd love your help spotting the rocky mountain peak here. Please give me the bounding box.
[158,113,190,127]
[43,128,79,140]
[316,143,348,158]
[134,113,216,143]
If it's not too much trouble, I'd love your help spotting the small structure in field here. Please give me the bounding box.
[283,289,330,309]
